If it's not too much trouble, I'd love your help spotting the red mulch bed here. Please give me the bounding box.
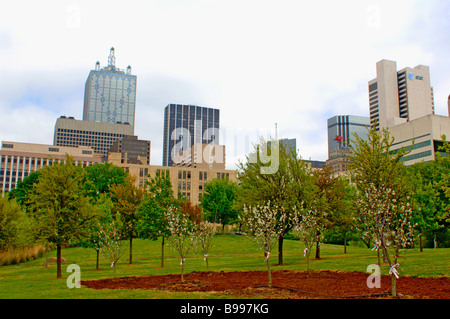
[81,270,450,299]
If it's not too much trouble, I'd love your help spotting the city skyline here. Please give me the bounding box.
[0,1,449,170]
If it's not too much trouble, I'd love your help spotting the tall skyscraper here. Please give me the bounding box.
[327,115,370,157]
[83,47,137,132]
[368,59,434,130]
[162,104,220,167]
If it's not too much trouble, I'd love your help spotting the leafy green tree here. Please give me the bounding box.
[109,175,143,264]
[76,194,115,269]
[28,156,95,278]
[0,197,33,250]
[408,136,450,248]
[201,178,239,234]
[237,137,317,265]
[138,169,179,267]
[84,162,127,199]
[7,171,41,209]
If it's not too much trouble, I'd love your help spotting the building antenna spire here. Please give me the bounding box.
[108,47,116,68]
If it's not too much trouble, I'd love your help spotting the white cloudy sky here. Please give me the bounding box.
[0,0,449,169]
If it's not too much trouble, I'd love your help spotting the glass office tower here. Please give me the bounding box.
[327,115,370,157]
[163,104,220,167]
[83,48,137,132]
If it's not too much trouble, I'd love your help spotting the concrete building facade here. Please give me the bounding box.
[108,152,236,205]
[108,135,151,165]
[389,114,450,166]
[54,116,133,159]
[0,141,101,196]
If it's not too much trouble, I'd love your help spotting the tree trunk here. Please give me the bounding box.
[161,236,165,268]
[56,244,62,278]
[45,245,49,268]
[129,237,133,264]
[419,233,423,253]
[96,249,99,270]
[343,231,347,254]
[266,258,272,288]
[278,233,284,265]
[315,231,320,259]
[391,275,397,297]
[181,260,185,282]
[434,233,438,249]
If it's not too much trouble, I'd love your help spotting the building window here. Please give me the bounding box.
[2,143,13,149]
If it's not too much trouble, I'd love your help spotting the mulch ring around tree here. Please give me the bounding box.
[81,269,450,299]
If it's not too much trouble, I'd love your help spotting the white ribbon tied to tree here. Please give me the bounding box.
[111,261,114,267]
[303,248,308,257]
[389,263,400,279]
[180,258,185,266]
[265,251,270,261]
[203,254,208,261]
[372,240,381,251]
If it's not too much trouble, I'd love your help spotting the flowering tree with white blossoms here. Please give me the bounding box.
[292,204,324,275]
[165,206,199,282]
[98,213,127,279]
[197,221,217,271]
[240,201,287,287]
[350,124,415,297]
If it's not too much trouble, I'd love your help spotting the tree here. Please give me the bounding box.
[292,204,323,274]
[240,201,288,287]
[7,170,41,209]
[138,169,179,267]
[28,156,95,278]
[84,162,127,199]
[349,125,415,297]
[201,178,239,234]
[165,206,199,282]
[197,221,217,271]
[109,175,143,264]
[98,212,127,279]
[76,194,114,270]
[0,197,33,250]
[237,138,316,265]
[408,137,450,249]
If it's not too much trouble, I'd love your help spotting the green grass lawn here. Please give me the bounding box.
[0,235,448,299]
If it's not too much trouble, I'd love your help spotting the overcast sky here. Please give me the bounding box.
[0,0,449,169]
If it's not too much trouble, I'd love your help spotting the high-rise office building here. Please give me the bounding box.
[54,116,133,160]
[368,59,434,130]
[327,115,370,157]
[162,104,220,167]
[108,135,151,165]
[83,47,137,131]
[280,138,297,154]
